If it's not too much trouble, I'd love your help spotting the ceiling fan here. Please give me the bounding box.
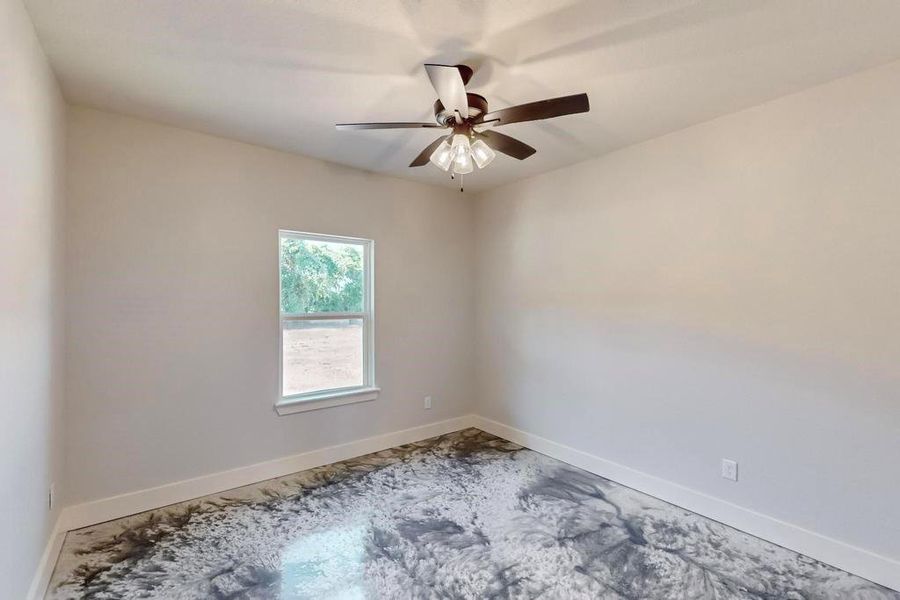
[336,64,590,190]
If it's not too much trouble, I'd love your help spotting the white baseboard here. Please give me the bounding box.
[59,414,476,533]
[30,414,476,600]
[27,518,66,600]
[32,413,899,596]
[471,415,900,592]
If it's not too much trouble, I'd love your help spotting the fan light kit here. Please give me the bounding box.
[432,134,493,175]
[336,64,590,191]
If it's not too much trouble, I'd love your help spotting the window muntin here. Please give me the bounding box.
[279,231,374,403]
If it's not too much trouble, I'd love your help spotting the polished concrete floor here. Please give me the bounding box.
[47,429,898,599]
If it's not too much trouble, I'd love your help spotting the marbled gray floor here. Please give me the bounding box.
[47,429,897,599]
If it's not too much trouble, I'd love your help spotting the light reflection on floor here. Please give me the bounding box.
[280,523,369,599]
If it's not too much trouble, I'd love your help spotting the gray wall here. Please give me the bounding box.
[0,1,67,597]
[64,107,476,504]
[475,60,900,562]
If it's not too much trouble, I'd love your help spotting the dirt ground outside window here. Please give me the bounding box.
[282,320,363,396]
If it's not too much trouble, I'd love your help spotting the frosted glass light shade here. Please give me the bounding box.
[470,139,496,169]
[450,134,473,174]
[450,134,469,159]
[429,140,452,171]
[453,152,474,174]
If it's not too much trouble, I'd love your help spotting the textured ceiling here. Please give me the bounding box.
[26,0,900,192]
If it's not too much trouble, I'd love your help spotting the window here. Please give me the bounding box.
[277,231,376,414]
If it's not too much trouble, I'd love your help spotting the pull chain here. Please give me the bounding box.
[448,172,464,193]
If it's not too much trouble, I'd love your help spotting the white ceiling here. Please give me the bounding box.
[26,0,900,192]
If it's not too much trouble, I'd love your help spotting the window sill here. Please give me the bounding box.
[275,386,380,416]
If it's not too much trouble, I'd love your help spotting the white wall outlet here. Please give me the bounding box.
[424,396,432,410]
[49,483,56,510]
[721,459,738,482]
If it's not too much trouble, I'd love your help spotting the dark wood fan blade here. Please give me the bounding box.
[424,64,469,121]
[478,93,589,126]
[409,135,451,167]
[335,122,445,130]
[477,131,536,160]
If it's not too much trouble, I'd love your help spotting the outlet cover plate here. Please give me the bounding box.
[721,459,738,482]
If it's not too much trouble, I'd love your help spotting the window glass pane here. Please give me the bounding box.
[282,319,363,396]
[280,237,364,313]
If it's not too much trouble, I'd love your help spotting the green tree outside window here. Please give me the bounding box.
[280,239,363,313]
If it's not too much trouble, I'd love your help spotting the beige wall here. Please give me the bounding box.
[475,60,900,561]
[0,0,67,597]
[65,107,475,504]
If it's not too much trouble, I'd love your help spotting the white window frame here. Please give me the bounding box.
[276,230,378,415]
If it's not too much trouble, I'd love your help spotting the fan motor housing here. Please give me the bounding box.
[434,93,488,126]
